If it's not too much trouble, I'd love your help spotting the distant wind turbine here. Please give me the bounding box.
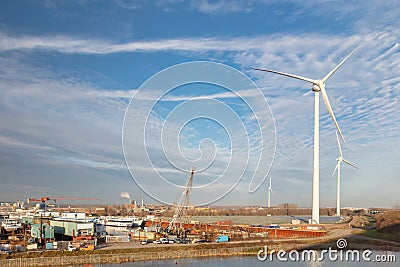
[332,131,358,216]
[267,176,273,208]
[254,48,357,224]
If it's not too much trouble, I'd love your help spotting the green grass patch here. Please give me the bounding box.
[3,241,268,259]
[362,228,400,243]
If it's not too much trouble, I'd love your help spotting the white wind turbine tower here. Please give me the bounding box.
[254,48,357,224]
[332,131,358,216]
[267,176,273,208]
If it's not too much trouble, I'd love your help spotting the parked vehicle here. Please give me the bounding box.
[159,238,169,244]
[215,235,229,242]
[67,243,77,252]
[193,239,208,243]
[80,244,94,251]
[153,240,161,244]
[141,239,152,245]
[182,238,191,244]
[0,247,12,255]
[173,237,190,244]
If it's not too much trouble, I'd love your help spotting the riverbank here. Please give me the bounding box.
[1,223,399,267]
[0,246,254,267]
[1,237,399,267]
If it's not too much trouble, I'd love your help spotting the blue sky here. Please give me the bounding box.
[0,1,399,208]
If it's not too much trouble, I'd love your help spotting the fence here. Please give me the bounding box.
[0,246,254,267]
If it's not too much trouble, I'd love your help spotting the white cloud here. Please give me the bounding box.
[114,0,143,10]
[0,5,399,205]
[0,135,53,150]
[190,0,252,14]
[0,33,357,55]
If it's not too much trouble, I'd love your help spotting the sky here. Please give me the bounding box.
[0,0,399,208]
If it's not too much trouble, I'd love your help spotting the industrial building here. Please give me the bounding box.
[50,220,94,240]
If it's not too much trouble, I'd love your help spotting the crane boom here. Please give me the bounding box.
[169,167,195,228]
[27,196,99,204]
[49,197,99,201]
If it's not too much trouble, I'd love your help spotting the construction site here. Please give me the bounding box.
[0,167,349,256]
[1,166,399,267]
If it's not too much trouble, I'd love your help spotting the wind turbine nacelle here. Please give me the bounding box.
[312,84,321,92]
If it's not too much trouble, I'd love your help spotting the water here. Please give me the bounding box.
[87,251,399,267]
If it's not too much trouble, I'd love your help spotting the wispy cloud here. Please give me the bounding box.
[0,135,53,150]
[0,33,263,54]
[0,32,359,55]
[189,0,252,14]
[113,0,143,10]
[1,0,399,205]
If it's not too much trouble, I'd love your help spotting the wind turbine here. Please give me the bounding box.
[267,176,273,208]
[254,48,357,224]
[332,131,358,216]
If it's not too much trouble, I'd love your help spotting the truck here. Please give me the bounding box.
[215,235,229,242]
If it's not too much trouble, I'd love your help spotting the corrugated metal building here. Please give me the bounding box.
[50,220,94,237]
[30,224,54,239]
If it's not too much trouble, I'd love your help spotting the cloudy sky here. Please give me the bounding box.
[0,1,398,208]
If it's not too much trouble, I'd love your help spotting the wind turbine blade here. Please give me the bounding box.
[269,176,272,188]
[322,47,358,83]
[271,189,277,197]
[320,85,346,144]
[343,158,358,169]
[336,131,343,157]
[332,162,340,176]
[253,68,317,84]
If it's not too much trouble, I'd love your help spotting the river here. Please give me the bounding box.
[87,251,399,267]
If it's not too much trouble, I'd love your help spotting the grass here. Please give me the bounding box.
[352,214,400,243]
[362,228,400,243]
[1,238,334,260]
[1,241,268,259]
